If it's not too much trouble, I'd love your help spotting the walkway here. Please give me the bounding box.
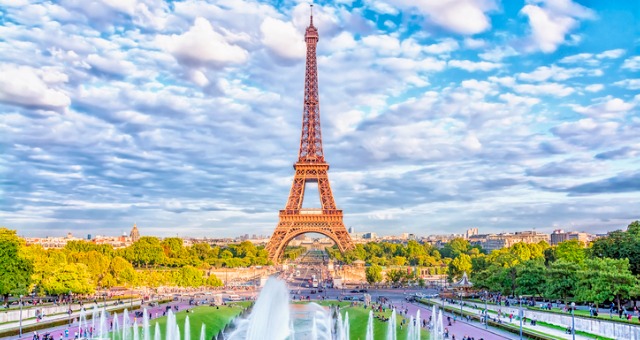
[431,299,594,340]
[388,298,515,340]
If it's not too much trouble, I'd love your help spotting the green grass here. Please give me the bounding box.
[114,302,251,339]
[464,298,640,325]
[535,321,614,340]
[335,303,428,340]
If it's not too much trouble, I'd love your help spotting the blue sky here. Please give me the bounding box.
[0,0,638,238]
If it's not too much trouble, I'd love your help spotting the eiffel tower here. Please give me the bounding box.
[265,6,355,262]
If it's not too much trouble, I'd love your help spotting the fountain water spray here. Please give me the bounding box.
[386,309,397,340]
[199,324,206,340]
[227,277,291,340]
[366,310,374,340]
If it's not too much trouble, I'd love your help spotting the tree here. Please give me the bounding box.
[515,260,546,297]
[206,274,223,287]
[0,228,33,302]
[591,221,640,275]
[555,240,586,264]
[173,266,203,287]
[441,238,470,258]
[41,263,94,295]
[365,264,383,285]
[545,261,579,304]
[131,237,165,267]
[448,253,472,281]
[576,258,638,310]
[386,269,405,285]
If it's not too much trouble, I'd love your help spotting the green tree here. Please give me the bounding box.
[591,221,640,275]
[131,237,165,267]
[386,269,405,285]
[576,258,638,310]
[206,274,223,287]
[0,228,33,302]
[448,253,472,281]
[440,238,470,258]
[41,263,94,295]
[545,261,580,304]
[515,260,546,297]
[173,266,203,287]
[555,240,586,264]
[365,264,383,285]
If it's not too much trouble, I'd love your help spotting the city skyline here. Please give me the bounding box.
[1,0,639,238]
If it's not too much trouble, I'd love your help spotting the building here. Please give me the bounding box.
[550,229,593,246]
[130,223,140,242]
[465,228,479,239]
[471,231,550,252]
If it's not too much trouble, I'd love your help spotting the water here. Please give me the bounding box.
[366,310,374,340]
[430,307,445,340]
[228,277,291,340]
[184,316,191,340]
[199,324,206,340]
[386,309,397,340]
[154,322,161,340]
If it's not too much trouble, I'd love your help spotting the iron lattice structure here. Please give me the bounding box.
[265,9,355,262]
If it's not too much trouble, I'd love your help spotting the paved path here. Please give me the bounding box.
[6,302,191,340]
[388,298,515,340]
[433,299,593,340]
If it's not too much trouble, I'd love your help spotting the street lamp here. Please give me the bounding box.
[519,295,523,340]
[459,293,463,318]
[484,291,488,329]
[68,291,73,326]
[19,295,23,337]
[571,302,576,340]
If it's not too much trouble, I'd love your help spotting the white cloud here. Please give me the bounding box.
[596,49,625,59]
[463,38,485,49]
[558,53,596,65]
[423,38,459,54]
[156,17,249,68]
[517,65,599,82]
[584,84,604,92]
[520,0,595,53]
[386,0,497,35]
[479,46,519,62]
[362,34,401,55]
[462,133,482,151]
[622,56,640,71]
[513,83,574,97]
[571,98,635,119]
[613,79,640,90]
[0,64,70,109]
[260,17,306,61]
[448,60,501,72]
[86,53,136,76]
[499,93,541,106]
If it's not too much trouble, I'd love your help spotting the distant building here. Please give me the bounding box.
[465,228,478,239]
[471,231,550,252]
[348,227,355,234]
[362,232,377,239]
[550,229,593,246]
[130,223,140,242]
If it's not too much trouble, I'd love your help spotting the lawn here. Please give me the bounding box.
[119,302,252,340]
[312,301,429,340]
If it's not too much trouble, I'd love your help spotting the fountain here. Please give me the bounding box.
[184,316,191,340]
[199,324,206,340]
[228,277,292,340]
[430,307,445,340]
[366,310,374,340]
[154,322,161,340]
[386,309,397,340]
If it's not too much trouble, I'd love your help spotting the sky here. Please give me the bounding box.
[0,0,639,239]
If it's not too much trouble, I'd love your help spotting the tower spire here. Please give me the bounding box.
[299,3,323,163]
[310,4,314,27]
